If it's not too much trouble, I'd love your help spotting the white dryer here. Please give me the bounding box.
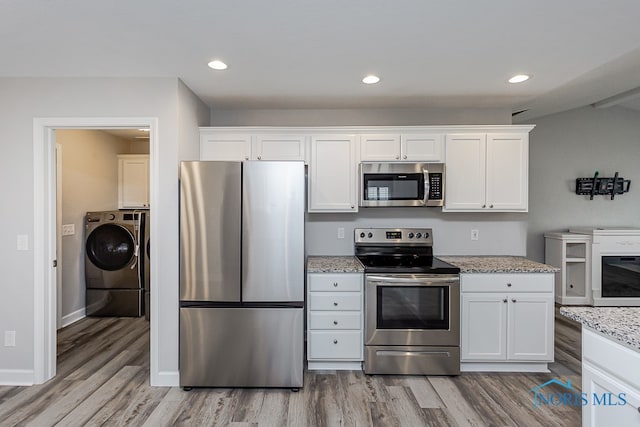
[84,210,143,316]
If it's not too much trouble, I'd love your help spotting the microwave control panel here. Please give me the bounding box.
[429,173,443,199]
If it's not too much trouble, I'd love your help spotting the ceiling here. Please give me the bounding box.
[3,1,640,121]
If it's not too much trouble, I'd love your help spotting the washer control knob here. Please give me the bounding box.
[108,213,116,220]
[416,232,422,238]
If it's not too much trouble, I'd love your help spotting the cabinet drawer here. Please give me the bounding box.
[309,312,361,330]
[308,273,362,292]
[309,293,361,311]
[461,273,553,293]
[308,331,362,360]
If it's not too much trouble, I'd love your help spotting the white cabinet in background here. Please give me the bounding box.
[545,232,592,305]
[118,154,149,209]
[460,273,554,372]
[444,133,528,212]
[200,131,306,162]
[308,135,358,212]
[360,133,444,162]
[307,272,364,370]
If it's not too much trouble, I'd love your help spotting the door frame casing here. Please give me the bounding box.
[33,117,158,384]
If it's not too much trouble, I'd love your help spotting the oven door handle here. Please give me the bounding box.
[367,275,459,286]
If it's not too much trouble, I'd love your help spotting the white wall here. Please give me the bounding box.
[57,130,131,324]
[526,105,640,262]
[0,77,208,386]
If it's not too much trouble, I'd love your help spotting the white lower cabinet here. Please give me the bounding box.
[460,273,554,372]
[582,328,640,426]
[307,272,363,370]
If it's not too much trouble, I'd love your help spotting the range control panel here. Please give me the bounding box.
[354,228,433,245]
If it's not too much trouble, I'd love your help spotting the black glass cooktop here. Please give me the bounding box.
[356,255,460,274]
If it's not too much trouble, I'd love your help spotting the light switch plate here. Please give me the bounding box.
[62,224,75,236]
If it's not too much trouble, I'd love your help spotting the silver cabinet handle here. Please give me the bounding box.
[395,155,400,160]
[512,298,517,303]
[333,320,338,325]
[333,282,338,287]
[507,283,512,287]
[482,204,486,208]
[333,339,338,344]
[333,302,338,306]
[503,298,508,303]
[257,155,262,160]
[403,155,407,159]
[351,205,355,209]
[490,204,494,208]
[245,156,249,160]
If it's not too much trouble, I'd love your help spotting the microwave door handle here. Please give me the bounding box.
[423,169,430,205]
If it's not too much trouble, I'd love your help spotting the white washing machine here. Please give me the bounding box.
[84,210,144,316]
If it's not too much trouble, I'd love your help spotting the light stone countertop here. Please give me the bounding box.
[560,306,640,351]
[307,256,364,273]
[439,256,560,274]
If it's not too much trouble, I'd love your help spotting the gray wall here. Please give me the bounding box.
[526,105,640,262]
[0,77,208,386]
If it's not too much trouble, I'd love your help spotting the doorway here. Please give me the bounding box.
[33,117,158,384]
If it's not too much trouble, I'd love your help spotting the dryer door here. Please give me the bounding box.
[86,224,136,271]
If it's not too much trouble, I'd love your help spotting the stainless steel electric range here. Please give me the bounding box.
[355,228,461,375]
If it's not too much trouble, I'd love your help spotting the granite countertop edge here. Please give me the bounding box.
[306,256,364,273]
[439,256,560,274]
[560,306,640,352]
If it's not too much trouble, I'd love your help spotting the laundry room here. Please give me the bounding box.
[56,129,150,329]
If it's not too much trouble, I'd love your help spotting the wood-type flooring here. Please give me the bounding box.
[0,307,582,426]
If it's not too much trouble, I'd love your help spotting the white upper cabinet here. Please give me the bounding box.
[308,135,358,213]
[252,135,306,161]
[200,132,251,161]
[360,133,443,162]
[118,154,149,209]
[444,132,529,212]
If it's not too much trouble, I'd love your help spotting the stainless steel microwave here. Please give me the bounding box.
[360,162,445,207]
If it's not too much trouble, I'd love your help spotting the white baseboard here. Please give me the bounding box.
[0,369,35,386]
[152,370,179,387]
[61,308,86,328]
[461,362,550,373]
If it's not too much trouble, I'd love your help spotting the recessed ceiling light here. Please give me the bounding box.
[362,75,380,84]
[508,74,531,84]
[208,60,228,70]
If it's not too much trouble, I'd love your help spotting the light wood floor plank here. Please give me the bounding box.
[405,376,446,409]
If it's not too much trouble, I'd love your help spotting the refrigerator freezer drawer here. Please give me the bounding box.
[180,307,303,388]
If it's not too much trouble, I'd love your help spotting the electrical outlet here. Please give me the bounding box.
[4,331,16,347]
[62,224,75,236]
[337,227,345,239]
[471,229,479,241]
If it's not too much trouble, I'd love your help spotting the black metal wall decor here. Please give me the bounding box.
[575,171,631,200]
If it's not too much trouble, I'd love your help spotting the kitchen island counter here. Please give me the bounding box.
[306,256,364,273]
[560,306,640,351]
[440,256,559,274]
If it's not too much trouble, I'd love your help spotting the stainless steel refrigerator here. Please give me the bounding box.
[179,161,304,388]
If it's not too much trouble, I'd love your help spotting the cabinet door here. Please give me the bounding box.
[507,294,553,361]
[583,363,640,426]
[308,135,358,212]
[118,156,149,209]
[401,134,444,162]
[360,134,401,161]
[486,133,528,211]
[444,134,486,210]
[461,293,507,361]
[253,135,306,161]
[200,133,251,161]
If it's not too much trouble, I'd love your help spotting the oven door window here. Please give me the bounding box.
[377,286,449,329]
[602,256,640,297]
[363,173,424,201]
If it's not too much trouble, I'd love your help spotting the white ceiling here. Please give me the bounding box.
[3,1,640,121]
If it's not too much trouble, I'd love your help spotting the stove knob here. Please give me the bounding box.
[416,232,422,238]
[360,232,365,238]
[408,233,414,238]
[424,232,430,239]
[368,232,373,238]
